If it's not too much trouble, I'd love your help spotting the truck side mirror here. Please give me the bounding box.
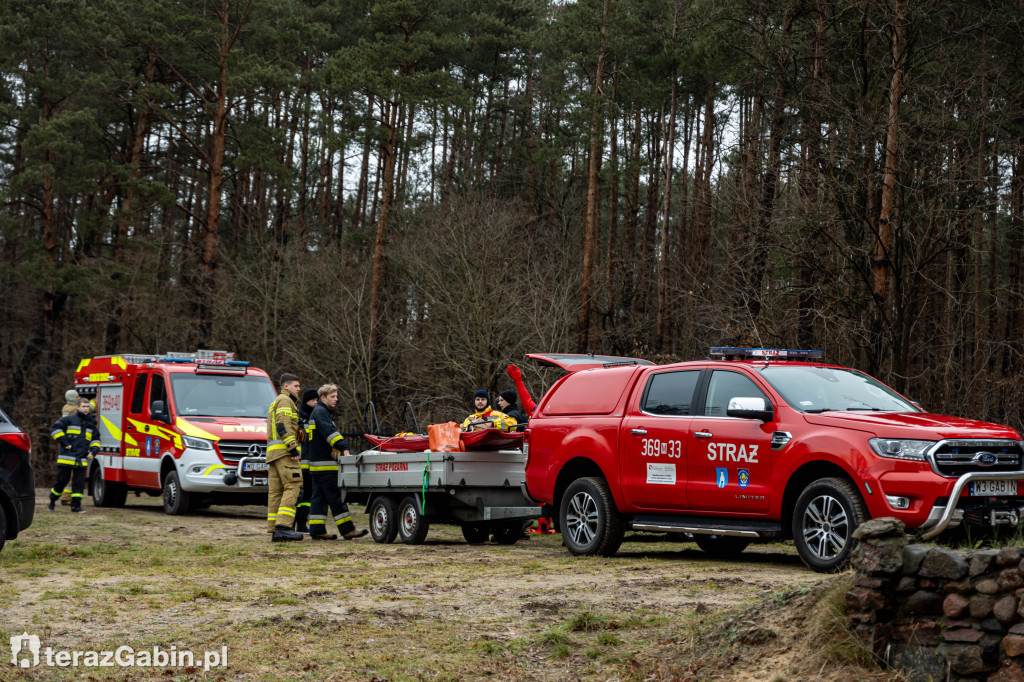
[151,400,171,424]
[727,397,773,422]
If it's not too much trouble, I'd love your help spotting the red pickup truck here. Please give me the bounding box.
[521,349,1024,572]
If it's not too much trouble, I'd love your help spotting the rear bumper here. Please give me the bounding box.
[14,492,34,533]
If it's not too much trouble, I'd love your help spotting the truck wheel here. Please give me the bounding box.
[694,534,750,557]
[792,477,868,573]
[162,470,192,516]
[461,522,490,544]
[92,467,127,508]
[491,522,521,545]
[560,477,625,557]
[369,496,399,544]
[397,496,429,545]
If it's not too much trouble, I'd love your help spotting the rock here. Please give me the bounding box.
[978,579,1002,595]
[853,574,886,589]
[1003,568,1024,591]
[944,644,991,675]
[946,577,974,594]
[896,576,918,593]
[944,593,971,618]
[889,643,948,682]
[995,595,1019,624]
[921,548,969,580]
[971,596,996,619]
[971,550,998,577]
[903,544,931,574]
[1009,622,1024,635]
[857,536,908,575]
[988,657,1024,682]
[981,617,1007,634]
[892,620,941,646]
[904,591,944,616]
[847,586,887,611]
[1004,635,1024,657]
[999,548,1023,567]
[944,627,984,643]
[854,516,906,540]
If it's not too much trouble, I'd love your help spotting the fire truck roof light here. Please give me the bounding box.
[709,347,824,361]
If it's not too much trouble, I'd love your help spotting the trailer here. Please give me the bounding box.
[338,448,541,545]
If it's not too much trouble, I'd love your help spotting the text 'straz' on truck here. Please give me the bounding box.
[521,348,1024,572]
[74,350,277,515]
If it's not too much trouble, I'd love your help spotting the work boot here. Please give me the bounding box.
[271,525,303,542]
[294,508,310,534]
[47,502,55,511]
[343,529,369,540]
[310,533,337,541]
[70,507,85,514]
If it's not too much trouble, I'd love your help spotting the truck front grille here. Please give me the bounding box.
[931,439,1024,477]
[217,440,265,464]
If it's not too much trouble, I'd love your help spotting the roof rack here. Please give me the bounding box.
[709,347,824,362]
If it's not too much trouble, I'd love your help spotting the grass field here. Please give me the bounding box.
[0,491,898,681]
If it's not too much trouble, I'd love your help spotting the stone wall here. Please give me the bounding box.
[847,518,1024,681]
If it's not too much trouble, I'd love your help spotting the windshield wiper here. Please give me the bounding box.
[846,407,884,411]
[803,408,835,413]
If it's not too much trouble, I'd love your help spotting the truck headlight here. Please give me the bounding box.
[869,438,933,462]
[182,436,214,451]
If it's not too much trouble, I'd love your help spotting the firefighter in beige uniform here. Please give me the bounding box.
[265,373,304,542]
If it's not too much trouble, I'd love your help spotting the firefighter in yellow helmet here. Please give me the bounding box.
[265,373,303,542]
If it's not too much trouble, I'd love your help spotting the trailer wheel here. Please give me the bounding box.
[162,470,191,516]
[792,477,868,573]
[92,467,126,508]
[369,496,399,544]
[397,496,429,545]
[491,522,521,545]
[694,534,750,557]
[560,477,625,557]
[461,523,490,544]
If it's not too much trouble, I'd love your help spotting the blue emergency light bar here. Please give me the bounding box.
[159,357,250,367]
[709,347,824,361]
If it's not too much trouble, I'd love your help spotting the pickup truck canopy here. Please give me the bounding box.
[526,353,653,372]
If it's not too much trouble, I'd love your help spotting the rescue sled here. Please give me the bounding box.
[363,429,524,452]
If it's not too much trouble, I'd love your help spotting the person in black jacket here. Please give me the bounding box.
[294,388,319,534]
[48,397,100,513]
[497,391,527,428]
[306,384,368,540]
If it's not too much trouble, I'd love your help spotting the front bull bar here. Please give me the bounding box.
[919,470,1024,540]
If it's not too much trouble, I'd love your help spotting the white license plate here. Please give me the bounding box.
[241,460,269,473]
[970,480,1018,496]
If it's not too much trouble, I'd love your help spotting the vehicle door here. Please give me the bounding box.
[620,369,701,511]
[123,372,149,487]
[687,369,776,514]
[126,372,170,489]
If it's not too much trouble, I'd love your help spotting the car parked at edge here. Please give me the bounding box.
[0,405,34,553]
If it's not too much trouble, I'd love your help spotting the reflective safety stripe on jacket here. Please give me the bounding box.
[308,401,349,469]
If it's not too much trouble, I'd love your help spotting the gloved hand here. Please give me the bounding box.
[506,365,522,380]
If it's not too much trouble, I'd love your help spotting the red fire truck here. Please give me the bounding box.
[74,350,277,514]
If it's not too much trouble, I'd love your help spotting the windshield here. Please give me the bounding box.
[759,366,919,413]
[169,373,277,418]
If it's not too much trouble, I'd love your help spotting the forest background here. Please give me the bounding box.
[2,0,1023,475]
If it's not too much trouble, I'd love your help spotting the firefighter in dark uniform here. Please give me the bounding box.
[307,383,367,540]
[266,373,304,542]
[58,389,79,505]
[48,397,99,513]
[294,388,319,534]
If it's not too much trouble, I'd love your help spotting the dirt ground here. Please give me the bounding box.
[0,490,899,681]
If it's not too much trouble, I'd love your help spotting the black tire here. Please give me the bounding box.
[162,470,192,516]
[461,522,490,544]
[397,496,429,545]
[559,477,625,557]
[491,522,520,545]
[369,496,399,544]
[792,477,868,573]
[0,503,7,554]
[694,534,751,557]
[92,467,127,508]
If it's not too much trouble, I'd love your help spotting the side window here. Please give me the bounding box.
[130,374,149,414]
[642,371,700,416]
[704,371,769,417]
[149,374,167,415]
